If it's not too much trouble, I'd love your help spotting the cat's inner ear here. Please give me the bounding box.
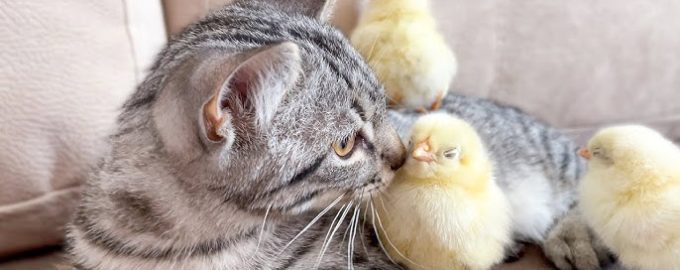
[202,42,301,142]
[271,0,336,21]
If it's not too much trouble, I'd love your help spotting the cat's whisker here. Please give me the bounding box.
[254,204,272,255]
[322,203,346,255]
[342,201,359,245]
[371,45,389,65]
[342,207,353,244]
[346,205,353,270]
[369,198,398,266]
[347,203,360,270]
[315,203,346,269]
[372,198,429,269]
[383,91,399,106]
[365,33,381,63]
[361,37,400,107]
[378,189,395,199]
[277,194,344,256]
[350,188,368,269]
[360,200,370,257]
[351,204,362,270]
[315,200,353,269]
[377,195,394,217]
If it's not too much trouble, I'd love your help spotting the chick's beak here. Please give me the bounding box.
[578,148,592,160]
[412,141,434,162]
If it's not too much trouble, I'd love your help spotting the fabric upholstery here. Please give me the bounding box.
[0,0,164,257]
[342,0,680,144]
[161,0,359,38]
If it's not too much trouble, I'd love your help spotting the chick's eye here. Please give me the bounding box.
[333,135,356,158]
[444,147,461,159]
[591,147,601,157]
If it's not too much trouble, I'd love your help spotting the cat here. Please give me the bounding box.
[66,0,405,269]
[389,94,613,269]
[66,0,609,269]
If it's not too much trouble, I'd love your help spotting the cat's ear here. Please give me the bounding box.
[202,42,301,143]
[271,0,336,21]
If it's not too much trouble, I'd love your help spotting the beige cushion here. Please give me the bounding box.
[0,0,164,257]
[125,0,168,79]
[161,0,360,38]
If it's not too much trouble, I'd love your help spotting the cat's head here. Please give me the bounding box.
[148,0,406,216]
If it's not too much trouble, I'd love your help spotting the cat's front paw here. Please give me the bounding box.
[503,241,526,263]
[542,208,614,270]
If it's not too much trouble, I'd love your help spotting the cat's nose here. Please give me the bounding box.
[389,148,407,170]
[379,126,406,170]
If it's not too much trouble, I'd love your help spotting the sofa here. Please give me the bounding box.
[1,0,679,269]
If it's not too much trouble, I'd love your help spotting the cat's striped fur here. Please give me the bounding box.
[67,0,405,269]
[66,0,609,269]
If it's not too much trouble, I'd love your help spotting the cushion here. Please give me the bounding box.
[0,0,164,257]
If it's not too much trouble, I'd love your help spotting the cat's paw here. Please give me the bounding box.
[542,208,614,270]
[503,241,526,263]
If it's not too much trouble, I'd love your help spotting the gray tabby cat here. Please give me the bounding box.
[67,0,405,269]
[389,95,613,269]
[67,0,609,269]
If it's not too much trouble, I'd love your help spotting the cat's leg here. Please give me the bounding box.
[543,207,614,270]
[503,241,527,263]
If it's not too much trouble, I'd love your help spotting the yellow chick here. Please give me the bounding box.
[373,113,512,270]
[578,125,680,270]
[350,0,457,111]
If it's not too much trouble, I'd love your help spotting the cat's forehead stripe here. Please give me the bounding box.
[157,7,383,106]
[352,100,367,122]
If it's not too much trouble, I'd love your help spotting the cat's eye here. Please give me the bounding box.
[443,147,461,160]
[333,135,356,158]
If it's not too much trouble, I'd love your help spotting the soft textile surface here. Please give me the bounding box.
[0,0,153,257]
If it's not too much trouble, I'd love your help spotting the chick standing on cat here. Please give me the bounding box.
[351,0,457,111]
[373,113,512,270]
[578,125,680,270]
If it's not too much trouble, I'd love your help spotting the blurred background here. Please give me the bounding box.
[1,0,679,269]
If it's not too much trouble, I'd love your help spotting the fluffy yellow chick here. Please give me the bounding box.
[373,113,512,270]
[578,125,680,270]
[351,0,457,111]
